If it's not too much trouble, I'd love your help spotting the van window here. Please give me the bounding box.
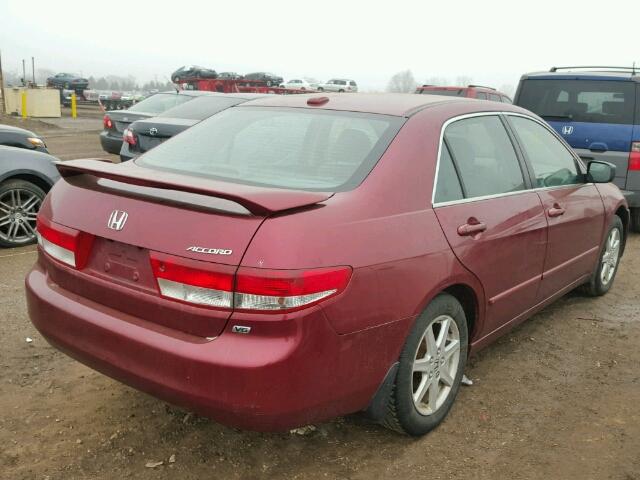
[516,79,636,125]
[509,116,582,187]
[434,145,464,203]
[444,116,526,198]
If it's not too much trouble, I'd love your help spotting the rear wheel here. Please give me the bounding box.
[582,215,623,296]
[630,208,640,233]
[0,179,45,248]
[317,87,324,92]
[383,293,468,436]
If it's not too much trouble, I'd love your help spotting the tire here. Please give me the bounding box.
[0,179,46,248]
[582,215,624,296]
[630,207,640,233]
[338,89,345,93]
[382,293,468,436]
[317,87,324,92]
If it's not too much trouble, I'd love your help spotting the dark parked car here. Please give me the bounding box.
[514,66,640,230]
[416,84,512,102]
[218,72,244,80]
[0,124,48,153]
[120,93,267,161]
[46,73,89,92]
[100,91,211,155]
[0,146,60,247]
[171,65,218,83]
[27,94,627,436]
[244,72,284,86]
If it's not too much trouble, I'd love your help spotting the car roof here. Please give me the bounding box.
[237,92,490,117]
[521,70,640,82]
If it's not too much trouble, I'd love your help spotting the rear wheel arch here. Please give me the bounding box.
[442,284,478,343]
[614,206,629,256]
[2,173,53,194]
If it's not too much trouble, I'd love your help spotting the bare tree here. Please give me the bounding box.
[424,76,449,87]
[499,84,515,97]
[455,75,473,86]
[386,70,417,93]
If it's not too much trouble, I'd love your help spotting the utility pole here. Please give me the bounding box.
[22,59,26,86]
[0,50,5,113]
[31,56,35,85]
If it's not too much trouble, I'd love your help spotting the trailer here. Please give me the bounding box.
[176,77,312,95]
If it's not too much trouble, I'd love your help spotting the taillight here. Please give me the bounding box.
[36,216,94,269]
[103,114,113,130]
[123,128,137,146]
[149,252,351,312]
[629,142,640,171]
[150,253,234,309]
[234,266,351,311]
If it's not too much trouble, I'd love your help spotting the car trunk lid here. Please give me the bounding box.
[131,117,196,152]
[41,160,332,337]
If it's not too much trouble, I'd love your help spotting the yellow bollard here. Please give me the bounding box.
[21,91,27,119]
[71,93,77,119]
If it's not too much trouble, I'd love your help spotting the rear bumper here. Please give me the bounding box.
[99,131,123,155]
[621,189,640,208]
[26,262,407,431]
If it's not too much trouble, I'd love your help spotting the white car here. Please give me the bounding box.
[280,79,314,90]
[317,79,358,93]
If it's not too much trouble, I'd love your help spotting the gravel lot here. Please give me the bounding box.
[0,122,638,479]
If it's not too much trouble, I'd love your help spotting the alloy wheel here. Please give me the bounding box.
[601,227,621,286]
[412,315,461,415]
[0,188,41,245]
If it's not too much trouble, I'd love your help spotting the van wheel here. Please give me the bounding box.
[582,215,623,296]
[382,293,468,436]
[0,179,46,248]
[630,208,640,233]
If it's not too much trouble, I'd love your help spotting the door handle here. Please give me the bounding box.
[548,204,565,217]
[457,220,487,236]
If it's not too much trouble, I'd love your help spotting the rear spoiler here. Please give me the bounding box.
[55,159,333,216]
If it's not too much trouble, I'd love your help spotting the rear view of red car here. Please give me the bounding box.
[26,93,627,436]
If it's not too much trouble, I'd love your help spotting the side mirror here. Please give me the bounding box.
[587,160,616,183]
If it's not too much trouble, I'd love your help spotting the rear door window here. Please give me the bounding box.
[434,145,464,203]
[516,79,636,124]
[444,115,526,198]
[488,93,501,102]
[509,116,582,187]
[476,92,488,100]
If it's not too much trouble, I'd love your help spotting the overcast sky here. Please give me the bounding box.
[0,0,637,92]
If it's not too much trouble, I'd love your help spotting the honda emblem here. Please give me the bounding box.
[107,210,128,231]
[562,125,574,135]
[149,127,158,136]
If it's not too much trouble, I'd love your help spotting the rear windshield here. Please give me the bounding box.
[158,96,244,120]
[137,107,404,192]
[417,88,465,97]
[127,93,194,114]
[516,79,636,125]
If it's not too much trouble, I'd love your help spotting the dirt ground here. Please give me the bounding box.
[0,127,639,480]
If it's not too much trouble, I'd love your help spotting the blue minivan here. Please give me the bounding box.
[514,66,640,231]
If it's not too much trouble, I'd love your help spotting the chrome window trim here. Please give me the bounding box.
[431,111,589,208]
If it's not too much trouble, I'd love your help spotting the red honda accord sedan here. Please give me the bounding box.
[26,93,628,436]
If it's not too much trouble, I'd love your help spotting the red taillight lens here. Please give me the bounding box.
[123,128,137,146]
[629,142,640,171]
[103,114,113,130]
[150,252,235,309]
[149,252,352,312]
[234,266,351,312]
[36,216,94,269]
